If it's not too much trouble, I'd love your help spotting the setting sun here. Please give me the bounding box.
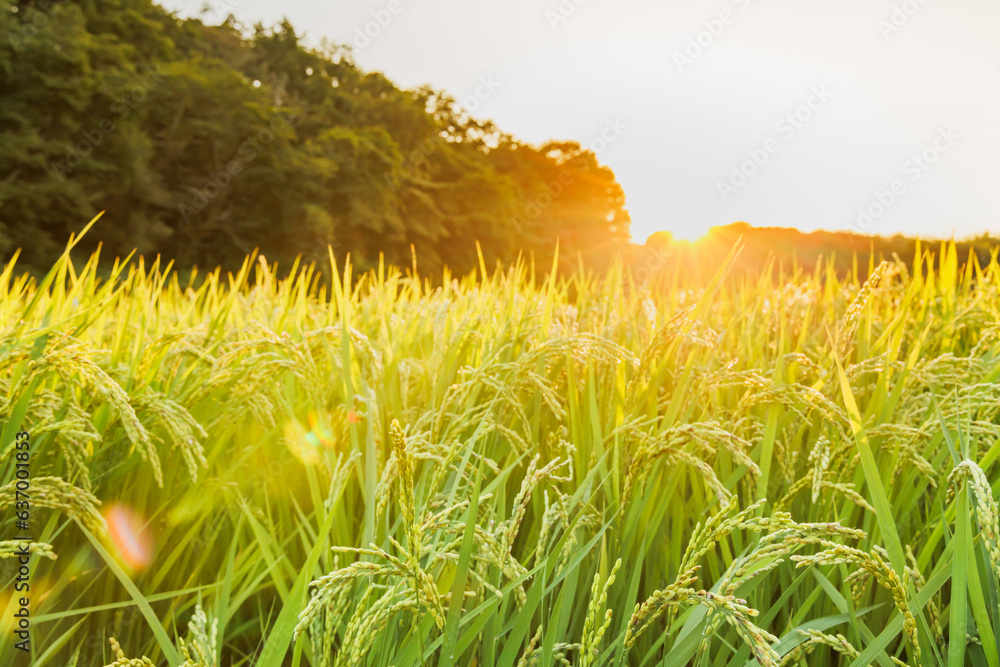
[652,222,715,244]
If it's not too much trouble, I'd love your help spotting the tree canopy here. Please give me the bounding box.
[0,0,631,274]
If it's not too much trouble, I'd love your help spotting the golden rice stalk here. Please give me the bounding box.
[133,329,213,377]
[720,523,866,596]
[516,627,544,667]
[700,522,865,657]
[623,565,701,647]
[778,630,908,667]
[774,473,875,514]
[865,423,938,486]
[389,418,434,635]
[675,497,802,579]
[515,643,578,667]
[101,656,158,666]
[0,540,56,560]
[326,584,376,667]
[373,453,399,526]
[336,585,416,667]
[110,637,126,660]
[846,354,903,382]
[390,420,415,528]
[502,454,571,553]
[782,352,821,376]
[101,637,157,666]
[295,561,401,640]
[792,542,919,663]
[31,339,162,486]
[179,635,227,666]
[625,306,699,406]
[183,604,218,667]
[947,458,1000,583]
[794,629,860,659]
[626,582,779,667]
[840,261,891,356]
[304,557,352,667]
[580,558,621,667]
[905,545,943,645]
[534,490,565,567]
[324,452,360,514]
[12,395,99,489]
[0,476,106,536]
[133,389,208,482]
[309,541,447,633]
[808,436,831,502]
[622,422,758,511]
[317,590,348,667]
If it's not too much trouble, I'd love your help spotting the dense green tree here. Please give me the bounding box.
[0,1,632,275]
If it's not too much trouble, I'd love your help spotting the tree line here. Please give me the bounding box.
[634,224,1000,284]
[1,0,630,275]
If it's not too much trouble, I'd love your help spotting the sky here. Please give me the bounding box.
[161,0,1000,243]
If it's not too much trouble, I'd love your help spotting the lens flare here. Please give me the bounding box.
[104,504,153,571]
[284,412,337,464]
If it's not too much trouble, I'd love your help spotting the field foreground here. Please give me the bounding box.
[2,240,1000,667]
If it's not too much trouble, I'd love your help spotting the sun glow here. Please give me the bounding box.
[672,225,713,243]
[638,222,714,245]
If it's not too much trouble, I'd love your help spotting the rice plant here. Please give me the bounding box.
[2,226,1000,666]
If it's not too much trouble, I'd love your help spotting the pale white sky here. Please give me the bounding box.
[162,0,1000,242]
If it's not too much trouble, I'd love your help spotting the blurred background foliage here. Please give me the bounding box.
[0,0,629,276]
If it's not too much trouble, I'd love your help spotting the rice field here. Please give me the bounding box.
[2,226,1000,666]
